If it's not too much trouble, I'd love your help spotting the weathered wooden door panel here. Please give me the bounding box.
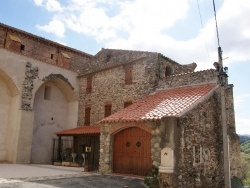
[113,127,152,176]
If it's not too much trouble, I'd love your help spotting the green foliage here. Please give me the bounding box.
[241,140,250,153]
[241,152,250,186]
[231,176,243,188]
[240,135,250,144]
[238,134,250,186]
[243,178,250,186]
[144,166,159,188]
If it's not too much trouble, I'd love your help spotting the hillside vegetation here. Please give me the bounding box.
[240,135,250,186]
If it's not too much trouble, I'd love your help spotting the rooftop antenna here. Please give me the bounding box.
[212,1,231,188]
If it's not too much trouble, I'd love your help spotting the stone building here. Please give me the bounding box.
[0,23,91,163]
[0,23,241,187]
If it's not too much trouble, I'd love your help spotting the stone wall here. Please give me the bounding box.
[77,51,160,125]
[175,91,224,188]
[225,86,242,178]
[0,23,92,72]
[158,69,218,89]
[99,122,159,174]
[77,49,193,126]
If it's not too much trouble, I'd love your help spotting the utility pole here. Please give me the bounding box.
[216,47,231,188]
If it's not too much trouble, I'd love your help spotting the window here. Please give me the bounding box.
[85,107,91,125]
[20,44,25,51]
[124,101,132,108]
[51,54,54,59]
[86,75,92,93]
[165,66,172,77]
[44,86,51,100]
[106,54,111,62]
[104,104,112,117]
[124,64,133,84]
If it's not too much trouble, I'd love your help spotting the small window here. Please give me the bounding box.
[44,86,51,100]
[20,44,25,51]
[124,65,133,84]
[51,54,54,59]
[85,107,91,125]
[86,76,92,93]
[104,104,112,117]
[165,66,172,77]
[124,101,132,108]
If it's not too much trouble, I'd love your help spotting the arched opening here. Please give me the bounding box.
[0,68,19,162]
[113,126,152,176]
[31,77,77,164]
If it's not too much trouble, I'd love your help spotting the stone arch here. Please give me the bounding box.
[110,123,151,136]
[0,68,20,163]
[42,74,77,102]
[0,68,19,97]
[31,74,78,164]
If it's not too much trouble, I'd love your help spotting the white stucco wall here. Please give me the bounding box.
[0,77,11,161]
[0,48,79,163]
[31,83,69,163]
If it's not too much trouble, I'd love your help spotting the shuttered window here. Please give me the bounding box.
[105,104,112,117]
[85,107,91,125]
[124,65,133,84]
[86,76,92,93]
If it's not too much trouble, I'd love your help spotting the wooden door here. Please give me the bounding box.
[113,127,152,176]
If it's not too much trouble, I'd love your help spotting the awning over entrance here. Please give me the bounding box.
[55,126,100,136]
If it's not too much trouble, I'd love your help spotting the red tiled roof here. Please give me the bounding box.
[100,83,217,123]
[56,126,100,136]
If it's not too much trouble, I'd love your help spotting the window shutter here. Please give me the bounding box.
[86,76,92,93]
[85,107,91,125]
[125,65,133,84]
[105,104,112,117]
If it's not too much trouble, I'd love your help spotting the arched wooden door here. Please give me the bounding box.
[113,127,152,176]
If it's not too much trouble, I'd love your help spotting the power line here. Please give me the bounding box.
[196,0,210,58]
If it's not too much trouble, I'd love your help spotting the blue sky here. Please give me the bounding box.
[0,0,249,135]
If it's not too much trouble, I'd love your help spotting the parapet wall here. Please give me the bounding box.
[158,69,218,89]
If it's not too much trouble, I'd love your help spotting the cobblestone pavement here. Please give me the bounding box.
[0,164,146,188]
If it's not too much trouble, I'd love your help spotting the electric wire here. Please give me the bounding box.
[196,0,210,59]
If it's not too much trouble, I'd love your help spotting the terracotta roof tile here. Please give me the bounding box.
[100,83,217,123]
[56,126,100,136]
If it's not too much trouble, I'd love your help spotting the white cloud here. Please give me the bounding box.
[34,0,250,70]
[234,94,250,135]
[236,117,250,135]
[234,94,250,109]
[34,0,44,6]
[36,19,65,37]
[33,0,62,12]
[45,0,63,12]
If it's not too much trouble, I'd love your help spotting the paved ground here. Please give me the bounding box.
[0,164,146,188]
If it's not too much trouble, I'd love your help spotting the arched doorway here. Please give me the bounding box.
[0,68,19,162]
[31,77,77,164]
[113,127,152,176]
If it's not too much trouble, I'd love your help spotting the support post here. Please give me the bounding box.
[57,136,62,161]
